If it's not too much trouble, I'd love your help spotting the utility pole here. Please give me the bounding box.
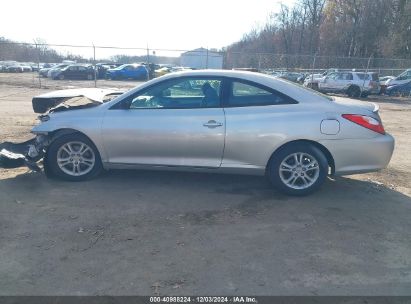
[34,39,41,88]
[146,44,150,81]
[92,43,97,88]
[206,47,209,69]
[362,54,373,94]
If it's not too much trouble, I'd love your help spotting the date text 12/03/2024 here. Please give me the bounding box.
[149,296,257,303]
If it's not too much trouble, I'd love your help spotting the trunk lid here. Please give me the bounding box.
[331,96,379,114]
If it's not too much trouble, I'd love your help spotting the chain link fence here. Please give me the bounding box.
[225,52,411,76]
[1,41,411,89]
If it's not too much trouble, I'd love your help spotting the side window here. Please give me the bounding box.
[339,73,353,80]
[78,66,87,71]
[228,81,296,107]
[336,73,345,80]
[356,73,369,80]
[327,73,338,79]
[128,78,222,109]
[233,82,271,97]
[69,66,77,71]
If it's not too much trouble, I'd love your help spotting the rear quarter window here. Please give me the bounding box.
[227,80,297,107]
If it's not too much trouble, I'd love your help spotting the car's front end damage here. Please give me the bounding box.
[0,88,124,171]
[0,134,49,171]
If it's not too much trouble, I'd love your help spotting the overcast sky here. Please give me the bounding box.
[2,0,295,58]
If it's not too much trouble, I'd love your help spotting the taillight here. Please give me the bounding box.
[342,114,385,134]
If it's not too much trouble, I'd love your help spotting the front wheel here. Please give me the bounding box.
[46,133,102,181]
[267,143,328,196]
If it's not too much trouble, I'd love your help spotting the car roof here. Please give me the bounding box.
[110,69,332,105]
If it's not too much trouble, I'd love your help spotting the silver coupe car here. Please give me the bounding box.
[25,70,394,195]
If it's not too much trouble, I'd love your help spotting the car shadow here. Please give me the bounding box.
[1,169,410,214]
[1,169,411,295]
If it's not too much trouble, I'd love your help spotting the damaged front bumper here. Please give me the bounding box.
[0,135,49,171]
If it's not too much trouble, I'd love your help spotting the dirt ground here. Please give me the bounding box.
[0,72,411,295]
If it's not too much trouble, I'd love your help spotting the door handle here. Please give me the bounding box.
[203,120,223,128]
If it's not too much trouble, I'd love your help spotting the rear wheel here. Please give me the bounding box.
[267,143,328,196]
[58,74,65,80]
[347,86,361,98]
[46,133,102,181]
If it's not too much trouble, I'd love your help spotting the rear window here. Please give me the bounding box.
[228,80,297,107]
[356,73,370,80]
[370,73,379,81]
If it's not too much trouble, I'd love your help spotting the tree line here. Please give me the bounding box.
[226,0,411,60]
[0,37,86,63]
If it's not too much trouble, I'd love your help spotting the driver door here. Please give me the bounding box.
[101,77,225,168]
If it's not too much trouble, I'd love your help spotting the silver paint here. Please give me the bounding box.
[31,70,395,177]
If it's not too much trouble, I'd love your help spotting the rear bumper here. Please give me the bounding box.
[319,134,395,176]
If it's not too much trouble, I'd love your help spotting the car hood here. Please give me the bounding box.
[32,88,124,114]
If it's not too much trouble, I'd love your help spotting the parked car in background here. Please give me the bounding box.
[318,71,380,98]
[386,81,411,97]
[52,65,95,80]
[379,75,395,84]
[20,63,33,72]
[171,66,193,72]
[95,63,122,79]
[143,63,160,79]
[26,70,394,196]
[29,63,40,72]
[385,69,411,87]
[379,75,395,94]
[6,63,24,73]
[304,68,339,89]
[105,64,148,80]
[154,66,172,77]
[277,72,306,84]
[39,63,68,77]
[0,61,18,72]
[48,64,73,79]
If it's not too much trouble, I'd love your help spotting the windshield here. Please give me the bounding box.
[397,69,411,78]
[53,64,67,69]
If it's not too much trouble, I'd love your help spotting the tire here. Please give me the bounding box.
[267,143,328,196]
[308,83,319,91]
[347,86,361,98]
[46,133,102,181]
[58,74,65,80]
